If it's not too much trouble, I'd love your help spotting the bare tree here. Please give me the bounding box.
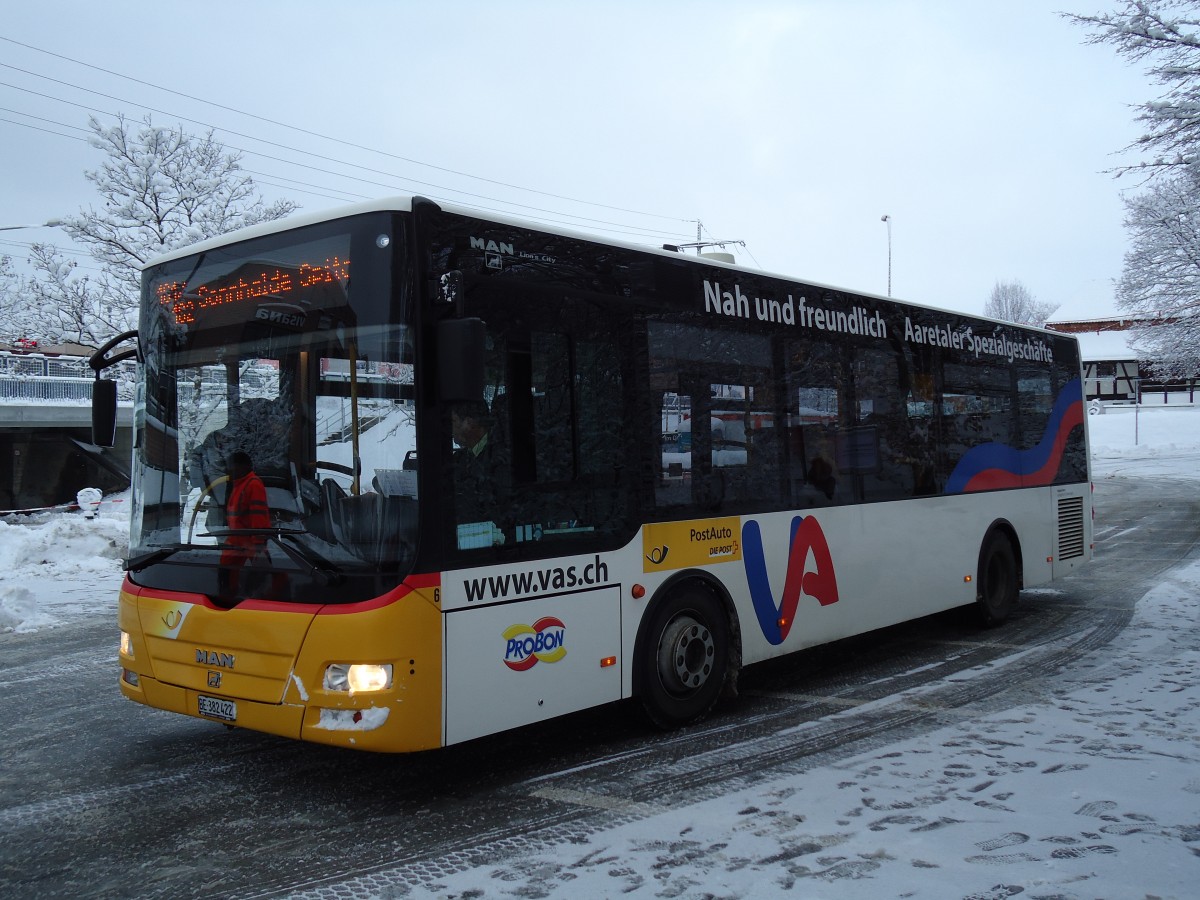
[1067,3,1200,376]
[1116,170,1200,376]
[13,114,297,345]
[984,280,1059,326]
[1065,1,1200,177]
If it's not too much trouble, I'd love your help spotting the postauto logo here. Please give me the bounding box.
[503,617,567,671]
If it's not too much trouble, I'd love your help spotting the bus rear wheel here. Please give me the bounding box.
[640,586,730,729]
[976,531,1018,627]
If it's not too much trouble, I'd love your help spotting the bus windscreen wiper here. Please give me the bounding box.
[125,532,303,571]
[196,527,344,585]
[198,526,307,538]
[124,544,209,571]
[272,532,344,586]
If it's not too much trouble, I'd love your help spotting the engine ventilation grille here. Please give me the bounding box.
[1057,495,1085,560]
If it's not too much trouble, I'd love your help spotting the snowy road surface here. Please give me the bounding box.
[0,405,1198,898]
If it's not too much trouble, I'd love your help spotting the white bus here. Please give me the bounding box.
[94,196,1092,751]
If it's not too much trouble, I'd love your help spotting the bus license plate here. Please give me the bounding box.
[198,695,237,722]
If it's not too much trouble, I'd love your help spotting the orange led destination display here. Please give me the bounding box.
[156,257,350,325]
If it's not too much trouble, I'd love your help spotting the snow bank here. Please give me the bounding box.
[1088,403,1200,480]
[0,492,128,633]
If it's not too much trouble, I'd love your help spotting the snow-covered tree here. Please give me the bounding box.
[0,255,20,336]
[14,242,148,345]
[984,280,1058,326]
[14,114,297,346]
[1067,3,1200,374]
[1116,170,1200,377]
[1065,1,1200,176]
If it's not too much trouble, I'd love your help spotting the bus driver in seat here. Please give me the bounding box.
[451,399,495,464]
[450,398,512,541]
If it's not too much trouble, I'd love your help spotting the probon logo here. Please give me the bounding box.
[503,617,567,671]
[742,516,839,645]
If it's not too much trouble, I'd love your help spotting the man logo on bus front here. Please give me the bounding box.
[741,516,839,645]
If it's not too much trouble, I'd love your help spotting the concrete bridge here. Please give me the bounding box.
[1,349,134,511]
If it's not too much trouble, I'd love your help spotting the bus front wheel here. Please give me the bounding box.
[639,585,730,729]
[976,531,1018,627]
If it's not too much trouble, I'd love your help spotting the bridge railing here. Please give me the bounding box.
[0,376,97,402]
[0,352,138,402]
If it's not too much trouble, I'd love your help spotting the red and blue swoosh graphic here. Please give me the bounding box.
[743,516,839,645]
[945,378,1084,494]
[740,380,1080,644]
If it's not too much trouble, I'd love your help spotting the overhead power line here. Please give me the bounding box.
[0,35,757,257]
[0,72,692,241]
[0,35,690,225]
[0,111,696,246]
[0,110,86,143]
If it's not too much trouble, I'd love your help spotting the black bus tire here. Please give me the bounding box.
[976,531,1018,627]
[639,585,730,729]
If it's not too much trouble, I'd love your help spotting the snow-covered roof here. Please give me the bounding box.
[1074,329,1140,362]
[1045,315,1131,328]
[0,340,95,358]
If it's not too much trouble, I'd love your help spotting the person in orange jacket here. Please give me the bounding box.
[219,451,271,596]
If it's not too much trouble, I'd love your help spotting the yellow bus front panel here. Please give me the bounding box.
[118,575,444,753]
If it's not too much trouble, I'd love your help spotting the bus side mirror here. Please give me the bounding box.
[92,377,118,448]
[437,318,486,403]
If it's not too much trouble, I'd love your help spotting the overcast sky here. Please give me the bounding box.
[1,1,1156,322]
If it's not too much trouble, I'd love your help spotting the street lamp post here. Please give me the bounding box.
[880,214,892,297]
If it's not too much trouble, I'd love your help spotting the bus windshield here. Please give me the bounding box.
[128,212,416,603]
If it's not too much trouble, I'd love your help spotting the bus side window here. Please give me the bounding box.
[531,332,573,483]
[648,320,771,512]
[658,391,692,506]
[575,335,625,480]
[1016,368,1053,452]
[903,348,938,496]
[938,360,1016,489]
[711,379,781,506]
[573,332,629,526]
[850,346,910,502]
[786,339,842,505]
[451,295,633,553]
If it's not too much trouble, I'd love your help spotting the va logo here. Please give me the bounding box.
[742,516,839,645]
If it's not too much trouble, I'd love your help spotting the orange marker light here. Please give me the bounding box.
[631,584,646,599]
[600,656,617,668]
[777,617,788,629]
[964,575,972,583]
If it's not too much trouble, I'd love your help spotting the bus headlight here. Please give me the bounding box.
[323,663,393,693]
[120,630,134,659]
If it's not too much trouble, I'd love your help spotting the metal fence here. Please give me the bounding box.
[0,352,137,402]
[0,376,96,402]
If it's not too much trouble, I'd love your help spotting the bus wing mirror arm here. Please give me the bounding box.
[437,318,486,403]
[88,329,141,373]
[88,329,140,448]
